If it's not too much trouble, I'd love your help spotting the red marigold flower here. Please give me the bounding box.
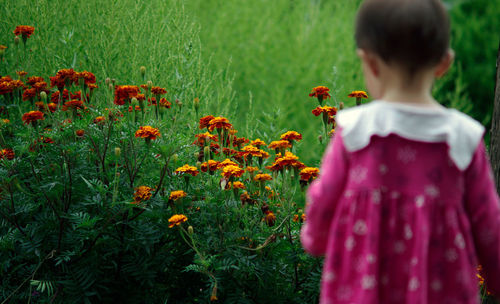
[87,83,98,90]
[22,111,44,125]
[47,103,57,113]
[151,86,167,95]
[50,75,66,90]
[135,126,161,140]
[199,115,215,129]
[0,148,15,160]
[159,98,171,108]
[22,88,37,101]
[275,151,301,168]
[51,89,69,103]
[246,166,259,173]
[10,80,24,89]
[217,158,238,169]
[233,136,249,147]
[13,25,35,38]
[175,164,199,177]
[348,90,368,99]
[231,181,245,189]
[62,99,84,111]
[280,131,302,142]
[168,214,188,228]
[73,71,96,85]
[17,71,28,78]
[309,86,331,101]
[128,105,141,112]
[114,85,140,105]
[0,81,14,95]
[136,93,145,101]
[70,91,82,100]
[140,84,149,91]
[208,117,232,132]
[93,116,106,124]
[32,81,48,92]
[75,129,85,137]
[264,211,276,227]
[194,132,218,146]
[311,106,337,117]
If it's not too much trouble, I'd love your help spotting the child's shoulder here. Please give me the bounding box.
[337,100,485,170]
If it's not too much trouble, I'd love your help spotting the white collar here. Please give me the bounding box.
[337,100,484,170]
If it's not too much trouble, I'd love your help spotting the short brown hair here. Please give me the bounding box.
[355,0,450,75]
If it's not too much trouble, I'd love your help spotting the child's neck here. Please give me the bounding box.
[379,67,438,107]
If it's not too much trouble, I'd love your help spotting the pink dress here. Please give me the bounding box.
[301,101,500,304]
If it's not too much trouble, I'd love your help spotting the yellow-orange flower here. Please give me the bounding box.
[250,139,266,147]
[93,116,106,124]
[309,86,331,100]
[13,25,35,38]
[114,85,140,105]
[280,131,302,142]
[231,181,245,189]
[268,140,291,150]
[22,111,44,125]
[221,165,244,179]
[175,164,199,177]
[275,151,303,168]
[132,186,153,203]
[217,158,238,169]
[168,214,188,228]
[312,106,337,117]
[208,117,232,132]
[254,173,272,181]
[264,211,276,227]
[242,145,262,157]
[246,166,259,173]
[348,90,368,99]
[300,167,320,181]
[135,126,161,140]
[169,190,187,201]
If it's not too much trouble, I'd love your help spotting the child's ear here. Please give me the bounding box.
[357,49,380,77]
[434,49,455,78]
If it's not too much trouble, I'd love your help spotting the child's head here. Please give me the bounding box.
[355,0,453,99]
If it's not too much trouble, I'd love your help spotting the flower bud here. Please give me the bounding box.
[172,153,178,163]
[14,36,20,45]
[193,97,200,111]
[318,135,323,144]
[39,91,47,103]
[339,101,344,110]
[203,146,210,156]
[131,97,138,107]
[108,83,113,91]
[105,77,111,86]
[140,66,146,77]
[0,45,6,56]
[147,80,153,89]
[187,225,194,235]
[194,152,200,159]
[114,147,121,157]
[196,161,201,170]
[111,78,116,85]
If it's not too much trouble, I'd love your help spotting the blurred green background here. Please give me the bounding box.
[1,0,499,165]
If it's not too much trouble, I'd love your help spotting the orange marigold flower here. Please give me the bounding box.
[242,145,262,157]
[233,136,249,147]
[50,75,66,90]
[169,190,187,201]
[140,84,149,91]
[207,160,219,171]
[280,131,302,142]
[221,165,244,179]
[135,126,161,140]
[11,80,24,89]
[199,115,215,129]
[312,106,337,117]
[114,85,140,105]
[195,132,218,144]
[128,105,141,112]
[159,98,171,108]
[300,167,320,181]
[32,81,47,92]
[88,83,98,90]
[348,90,368,99]
[74,71,96,85]
[250,138,266,147]
[151,86,167,95]
[13,25,35,38]
[266,162,283,172]
[0,148,15,160]
[231,181,245,189]
[275,151,300,168]
[133,186,153,203]
[22,111,44,125]
[51,89,69,103]
[22,88,37,101]
[268,140,291,150]
[175,164,199,176]
[254,173,272,181]
[264,211,276,227]
[62,99,84,111]
[246,166,259,173]
[17,71,28,77]
[93,116,106,124]
[309,86,331,100]
[168,214,188,228]
[75,129,85,137]
[208,117,232,132]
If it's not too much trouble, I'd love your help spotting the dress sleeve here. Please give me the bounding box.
[300,130,349,256]
[464,141,500,295]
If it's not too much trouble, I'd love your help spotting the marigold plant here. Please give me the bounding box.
[22,111,44,125]
[135,126,161,140]
[168,214,188,228]
[169,190,187,201]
